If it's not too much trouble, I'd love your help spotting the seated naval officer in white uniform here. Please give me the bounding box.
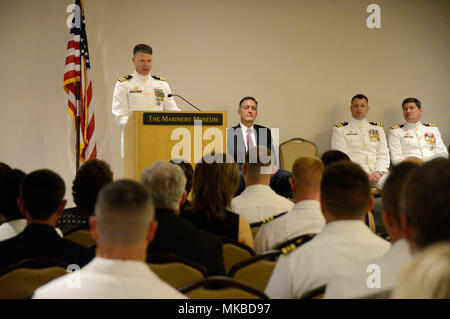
[111,44,180,156]
[389,97,448,165]
[265,162,390,299]
[254,156,325,254]
[33,180,186,299]
[229,146,294,224]
[331,94,390,189]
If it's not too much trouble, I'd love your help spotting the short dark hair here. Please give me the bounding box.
[0,162,11,179]
[321,150,351,167]
[20,169,66,220]
[133,44,152,56]
[0,169,26,221]
[239,96,258,108]
[321,162,370,219]
[72,159,113,210]
[351,94,368,103]
[382,162,420,224]
[402,97,421,109]
[400,158,450,249]
[170,159,193,194]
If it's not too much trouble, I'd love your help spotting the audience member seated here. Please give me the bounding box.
[142,161,225,275]
[230,146,294,224]
[0,162,12,225]
[0,169,94,269]
[254,156,325,254]
[57,159,113,235]
[181,153,254,249]
[265,161,390,298]
[170,159,194,213]
[324,161,420,298]
[392,242,450,299]
[0,169,27,241]
[33,179,186,298]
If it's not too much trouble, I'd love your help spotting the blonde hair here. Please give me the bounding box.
[292,156,324,191]
[392,242,450,299]
[192,153,240,220]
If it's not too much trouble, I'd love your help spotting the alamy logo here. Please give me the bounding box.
[366,4,381,29]
[66,264,81,288]
[366,264,381,289]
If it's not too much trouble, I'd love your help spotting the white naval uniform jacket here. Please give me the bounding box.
[388,122,448,165]
[331,118,390,174]
[111,71,180,156]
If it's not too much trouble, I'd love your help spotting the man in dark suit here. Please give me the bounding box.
[0,169,94,269]
[227,96,292,198]
[141,161,226,276]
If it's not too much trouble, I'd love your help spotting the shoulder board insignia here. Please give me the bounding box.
[335,122,348,128]
[423,123,437,127]
[280,233,316,255]
[369,122,383,127]
[261,211,287,224]
[152,75,167,82]
[117,74,133,82]
[390,124,404,129]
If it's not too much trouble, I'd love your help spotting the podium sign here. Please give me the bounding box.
[123,111,227,181]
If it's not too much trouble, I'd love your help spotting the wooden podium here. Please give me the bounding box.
[123,111,227,181]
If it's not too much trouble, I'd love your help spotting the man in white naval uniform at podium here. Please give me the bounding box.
[112,44,180,156]
[389,97,448,165]
[331,94,390,189]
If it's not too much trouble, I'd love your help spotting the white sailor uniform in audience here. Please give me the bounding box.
[332,118,390,188]
[324,238,411,299]
[254,200,325,254]
[229,184,294,224]
[33,257,187,299]
[112,71,180,156]
[265,220,390,299]
[388,122,448,165]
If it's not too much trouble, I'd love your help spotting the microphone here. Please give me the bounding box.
[168,93,202,111]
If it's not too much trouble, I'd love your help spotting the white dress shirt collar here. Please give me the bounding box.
[404,121,421,130]
[133,70,151,82]
[349,117,368,126]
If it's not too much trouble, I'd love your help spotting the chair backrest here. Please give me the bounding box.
[219,237,256,273]
[300,284,327,299]
[274,233,316,254]
[147,252,208,289]
[279,138,318,171]
[64,229,96,248]
[178,276,268,299]
[227,250,281,291]
[0,258,69,299]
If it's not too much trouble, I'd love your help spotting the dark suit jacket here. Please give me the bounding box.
[147,209,225,276]
[0,224,95,269]
[226,123,273,167]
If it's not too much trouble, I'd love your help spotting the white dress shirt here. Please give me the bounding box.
[33,257,187,299]
[254,200,325,254]
[331,118,390,175]
[324,239,411,299]
[239,122,256,151]
[265,220,391,299]
[230,184,294,224]
[388,122,448,165]
[0,219,27,241]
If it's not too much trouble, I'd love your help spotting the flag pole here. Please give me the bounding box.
[75,81,81,172]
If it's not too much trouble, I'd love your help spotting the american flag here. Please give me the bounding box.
[63,0,96,162]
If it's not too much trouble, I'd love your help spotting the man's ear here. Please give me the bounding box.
[179,190,187,207]
[89,216,99,241]
[289,178,296,195]
[146,220,158,243]
[16,197,27,218]
[242,163,247,176]
[56,200,67,217]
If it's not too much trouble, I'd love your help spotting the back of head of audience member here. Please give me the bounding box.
[170,159,193,196]
[392,242,450,299]
[0,169,26,222]
[290,156,324,202]
[192,153,240,220]
[141,161,186,213]
[91,179,156,259]
[18,169,66,224]
[321,162,372,222]
[400,158,450,253]
[320,150,351,167]
[243,146,273,185]
[0,162,11,179]
[72,159,113,211]
[404,156,424,165]
[381,162,420,243]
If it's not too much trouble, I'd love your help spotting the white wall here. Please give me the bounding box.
[1,0,448,206]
